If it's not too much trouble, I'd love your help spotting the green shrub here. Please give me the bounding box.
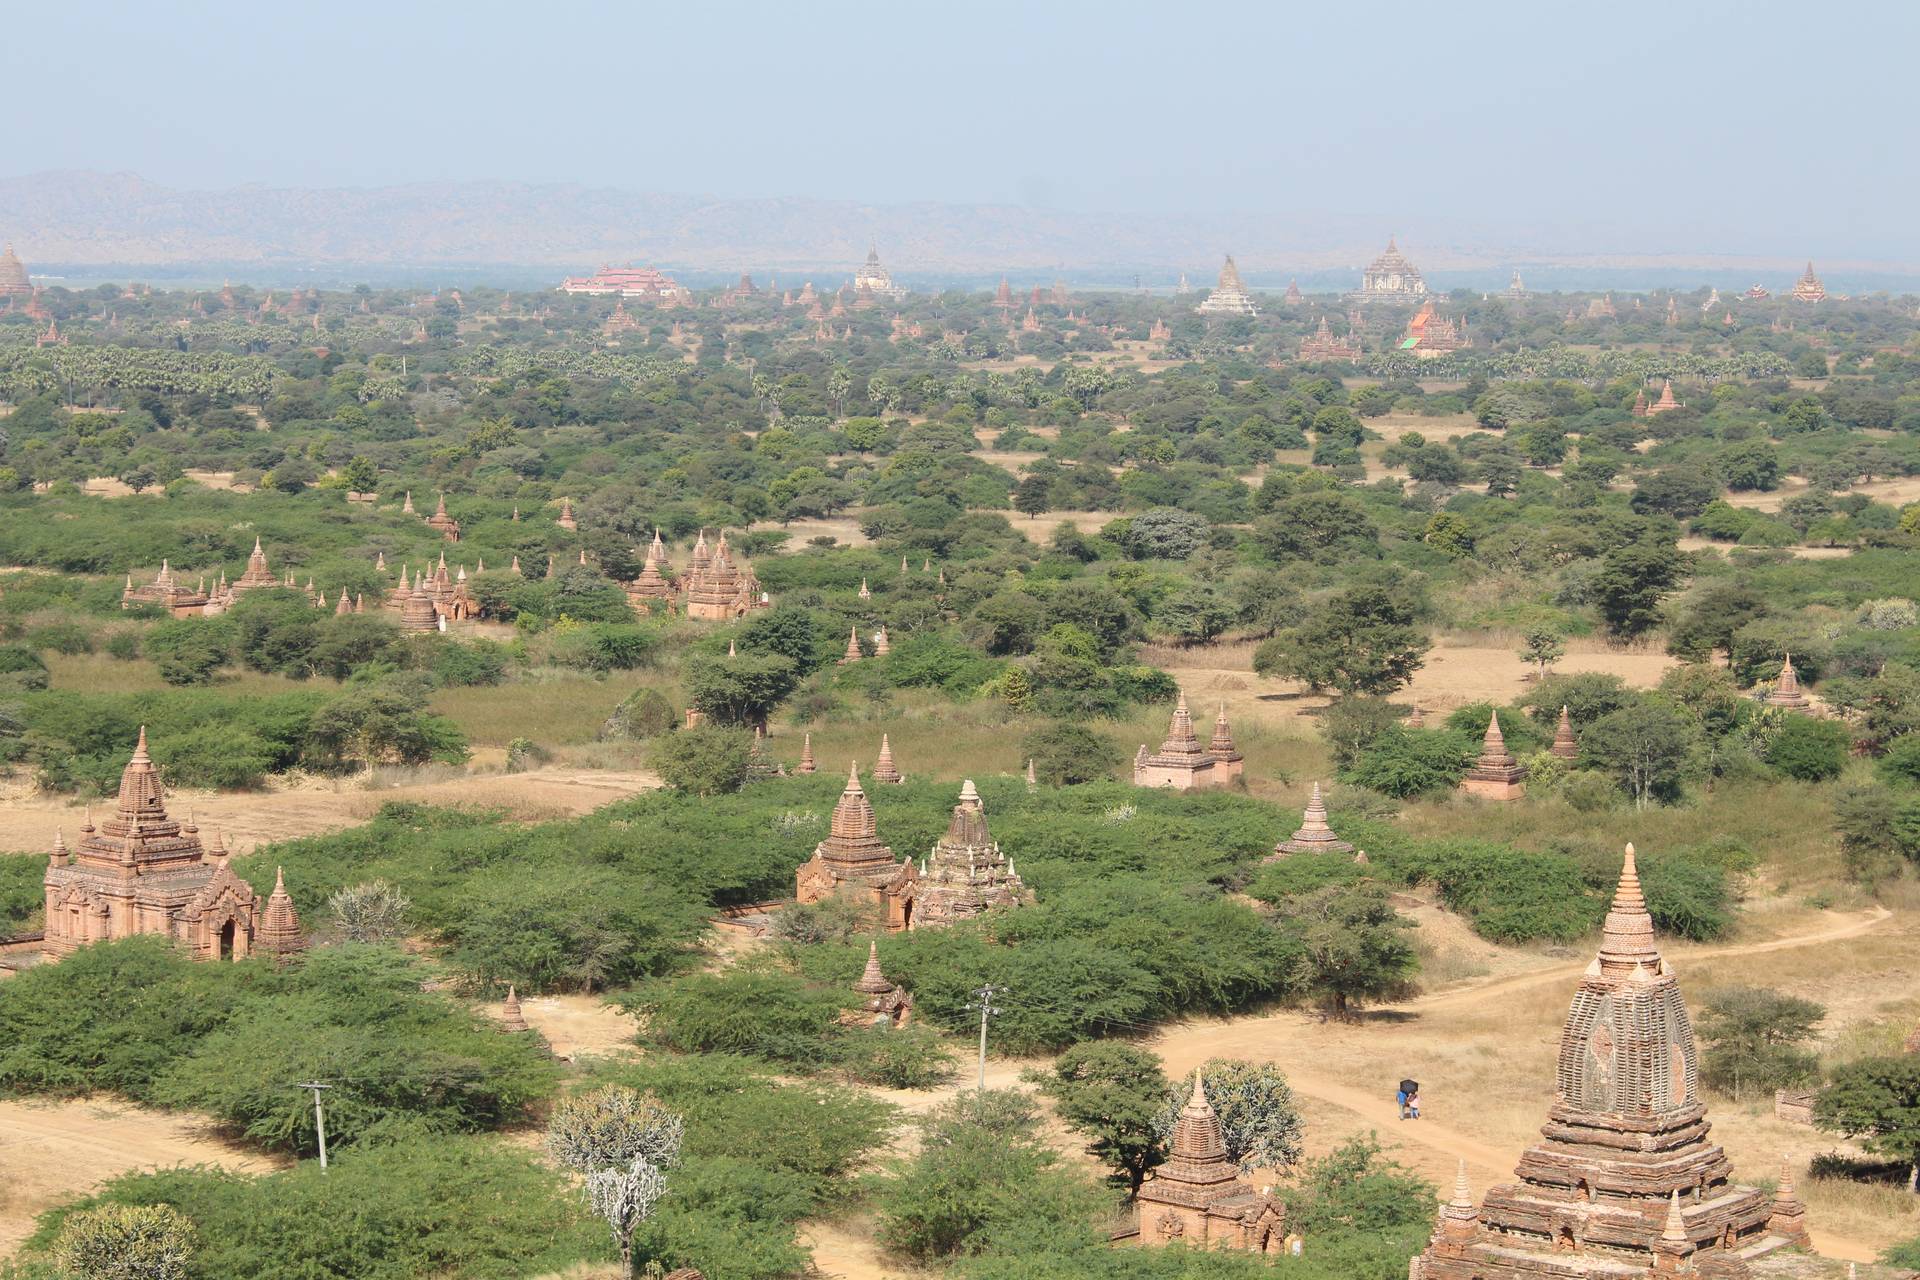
[1766,715,1849,781]
[104,630,141,661]
[837,1025,957,1089]
[1020,722,1122,785]
[601,687,677,741]
[0,645,50,692]
[627,971,847,1067]
[430,639,507,687]
[1346,728,1474,798]
[26,622,93,655]
[650,725,751,795]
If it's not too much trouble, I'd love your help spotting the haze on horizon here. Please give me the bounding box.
[4,0,1916,262]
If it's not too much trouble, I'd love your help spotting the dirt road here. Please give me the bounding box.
[0,1098,282,1253]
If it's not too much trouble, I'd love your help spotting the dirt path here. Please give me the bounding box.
[0,1098,283,1253]
[0,767,660,859]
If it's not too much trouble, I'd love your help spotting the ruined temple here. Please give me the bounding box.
[1196,255,1258,317]
[1269,782,1355,858]
[1134,692,1222,790]
[0,244,29,297]
[794,763,915,930]
[122,562,209,618]
[905,780,1029,929]
[1460,711,1527,801]
[626,529,676,613]
[43,730,300,961]
[1132,1072,1287,1253]
[848,941,912,1027]
[1409,847,1810,1280]
[1208,704,1244,784]
[425,493,461,542]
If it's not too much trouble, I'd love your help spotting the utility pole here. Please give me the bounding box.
[294,1081,332,1171]
[967,984,1005,1091]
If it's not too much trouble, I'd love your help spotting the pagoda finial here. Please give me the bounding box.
[1188,1067,1208,1108]
[1449,1159,1472,1208]
[1661,1190,1688,1244]
[1598,843,1660,972]
[132,725,150,763]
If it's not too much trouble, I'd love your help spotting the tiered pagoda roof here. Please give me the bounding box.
[1195,255,1258,316]
[1270,782,1354,857]
[1791,262,1826,304]
[1410,847,1805,1279]
[1550,706,1580,760]
[1764,653,1810,708]
[908,780,1028,928]
[1353,237,1426,301]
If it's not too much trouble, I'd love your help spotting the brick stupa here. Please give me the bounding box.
[1268,782,1354,858]
[1409,846,1811,1280]
[1551,706,1581,760]
[1134,693,1221,790]
[1460,711,1527,801]
[1764,653,1810,709]
[794,763,914,930]
[1207,704,1244,785]
[1131,1071,1286,1253]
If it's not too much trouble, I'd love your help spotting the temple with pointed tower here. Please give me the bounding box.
[1299,314,1362,362]
[794,763,916,930]
[1351,237,1427,303]
[853,246,908,301]
[1646,380,1683,416]
[1460,711,1527,801]
[424,493,461,542]
[904,780,1030,930]
[1130,1071,1287,1253]
[1196,255,1258,316]
[682,530,768,621]
[1208,705,1244,784]
[1134,692,1225,790]
[626,530,677,613]
[1408,847,1812,1280]
[1790,262,1826,304]
[42,729,301,961]
[1268,783,1355,858]
[1763,653,1811,709]
[871,734,904,784]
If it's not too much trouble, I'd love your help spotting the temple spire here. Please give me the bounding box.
[1598,843,1660,974]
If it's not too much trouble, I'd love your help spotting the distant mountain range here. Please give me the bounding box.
[2,171,1915,294]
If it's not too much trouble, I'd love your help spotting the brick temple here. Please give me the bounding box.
[1409,846,1810,1280]
[1134,692,1239,790]
[42,729,304,962]
[1131,1071,1287,1253]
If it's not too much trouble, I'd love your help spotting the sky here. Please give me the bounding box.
[5,0,1917,259]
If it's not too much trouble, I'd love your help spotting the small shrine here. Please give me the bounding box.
[794,763,915,931]
[425,493,461,542]
[1134,693,1227,790]
[556,497,578,531]
[847,942,912,1027]
[1460,711,1527,801]
[1408,848,1813,1280]
[1764,653,1810,709]
[1550,706,1580,760]
[871,734,904,785]
[42,729,303,961]
[1131,1072,1287,1253]
[1645,380,1683,415]
[1207,705,1244,784]
[1195,255,1258,316]
[1268,783,1354,858]
[904,780,1030,929]
[626,530,676,612]
[1282,279,1304,306]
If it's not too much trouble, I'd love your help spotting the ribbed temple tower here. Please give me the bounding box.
[1410,847,1808,1279]
[871,734,904,784]
[1132,1072,1286,1252]
[907,780,1029,929]
[43,729,289,961]
[1208,704,1244,783]
[626,530,675,613]
[1461,711,1527,801]
[254,867,308,959]
[1134,692,1221,789]
[795,763,914,929]
[1269,782,1355,857]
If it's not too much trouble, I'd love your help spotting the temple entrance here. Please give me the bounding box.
[219,919,236,960]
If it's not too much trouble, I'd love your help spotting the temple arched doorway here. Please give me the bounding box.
[219,919,236,960]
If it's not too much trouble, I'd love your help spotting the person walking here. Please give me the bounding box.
[1397,1078,1419,1120]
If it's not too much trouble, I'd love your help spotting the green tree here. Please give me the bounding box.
[1666,583,1769,662]
[1154,1058,1304,1173]
[144,619,231,686]
[1253,586,1429,697]
[1318,696,1402,769]
[1158,584,1233,645]
[1518,625,1564,679]
[1267,884,1416,1020]
[1034,1041,1169,1194]
[1592,539,1684,640]
[1021,722,1121,785]
[1696,987,1824,1100]
[683,652,799,728]
[1580,702,1696,808]
[341,455,379,492]
[648,725,751,796]
[304,687,467,772]
[1766,715,1849,781]
[54,1202,195,1280]
[1254,491,1380,563]
[1816,1056,1920,1193]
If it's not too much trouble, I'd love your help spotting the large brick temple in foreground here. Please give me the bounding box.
[1409,845,1810,1280]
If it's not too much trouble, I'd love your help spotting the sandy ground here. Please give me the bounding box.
[0,766,660,859]
[510,993,642,1062]
[1679,537,1853,560]
[1724,473,1920,515]
[0,1098,283,1252]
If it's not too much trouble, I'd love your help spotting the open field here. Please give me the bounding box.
[0,1098,283,1252]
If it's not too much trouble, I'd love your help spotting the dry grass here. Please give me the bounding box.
[42,652,311,697]
[427,672,677,748]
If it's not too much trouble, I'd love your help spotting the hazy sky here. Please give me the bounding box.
[6,0,1915,257]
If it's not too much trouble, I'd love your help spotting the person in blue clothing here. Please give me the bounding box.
[1397,1078,1420,1120]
